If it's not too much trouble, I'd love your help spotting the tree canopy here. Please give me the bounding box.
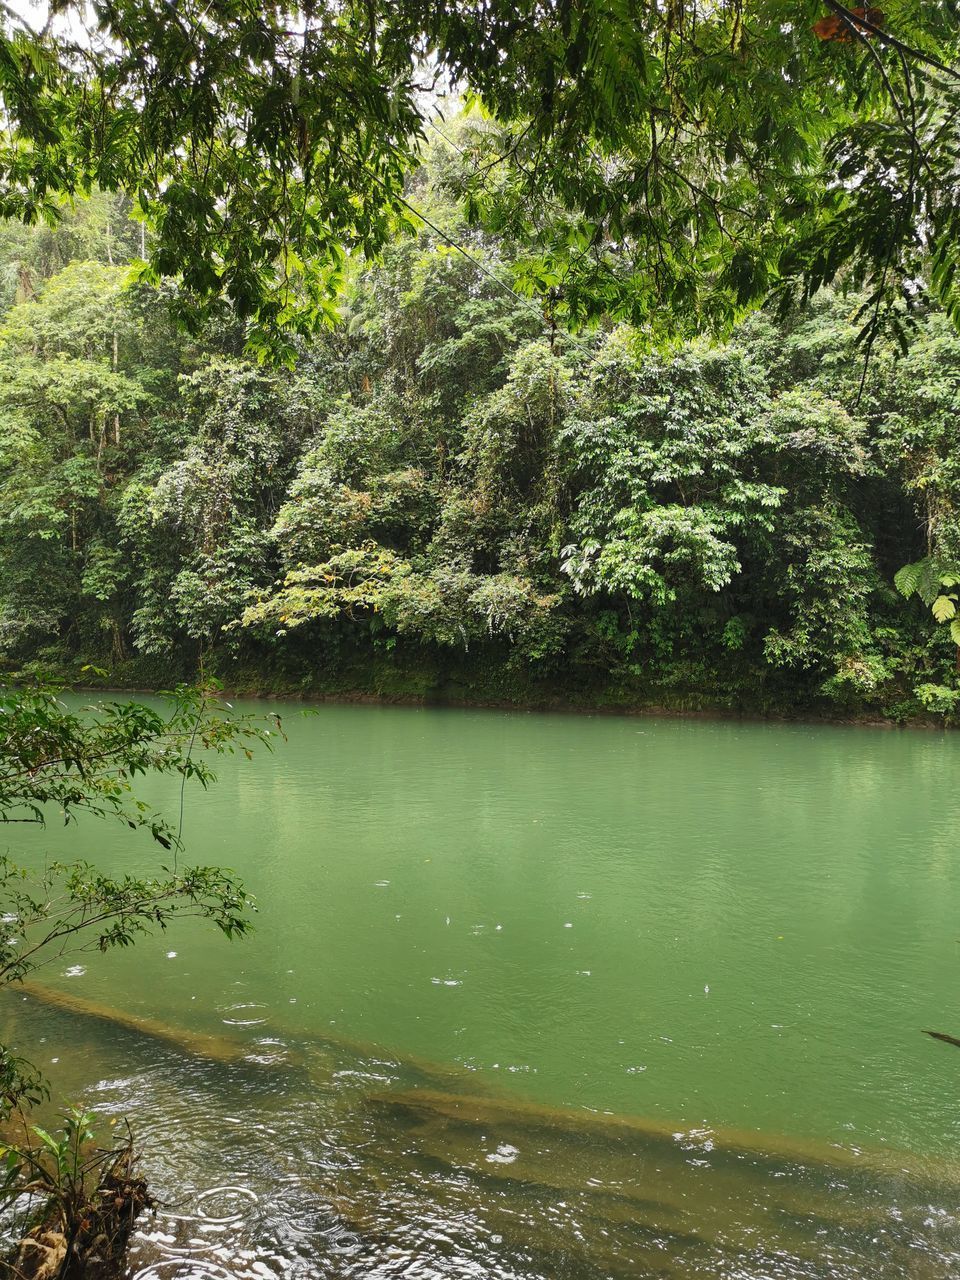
[0,0,958,355]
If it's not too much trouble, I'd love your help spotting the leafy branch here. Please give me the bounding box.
[0,683,280,847]
[894,557,960,647]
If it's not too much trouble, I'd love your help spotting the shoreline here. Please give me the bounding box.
[57,679,953,731]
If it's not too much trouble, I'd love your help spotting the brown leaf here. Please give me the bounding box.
[813,7,884,41]
[813,14,843,39]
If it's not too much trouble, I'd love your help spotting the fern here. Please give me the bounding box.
[894,558,960,607]
[917,559,946,605]
[894,560,923,598]
[932,594,958,623]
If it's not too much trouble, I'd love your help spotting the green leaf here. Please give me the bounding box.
[30,1126,61,1156]
[894,561,922,598]
[932,595,957,623]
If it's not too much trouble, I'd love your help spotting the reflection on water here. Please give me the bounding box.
[4,703,960,1276]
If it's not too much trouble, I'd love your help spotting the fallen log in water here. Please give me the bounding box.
[357,1083,960,1276]
[8,982,445,1086]
[12,982,957,1189]
[11,982,258,1065]
[367,1084,960,1185]
[6,985,958,1278]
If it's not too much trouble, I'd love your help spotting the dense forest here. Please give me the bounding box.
[0,135,958,720]
[3,0,960,1272]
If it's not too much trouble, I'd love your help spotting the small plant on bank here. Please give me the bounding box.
[0,1107,152,1280]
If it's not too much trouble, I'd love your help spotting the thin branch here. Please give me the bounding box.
[823,0,960,84]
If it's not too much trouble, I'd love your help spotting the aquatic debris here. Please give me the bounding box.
[5,1132,152,1280]
[924,1028,960,1050]
[485,1143,519,1165]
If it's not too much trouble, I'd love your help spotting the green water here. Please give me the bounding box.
[5,701,960,1278]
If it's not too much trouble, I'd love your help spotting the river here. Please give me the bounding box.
[4,701,960,1277]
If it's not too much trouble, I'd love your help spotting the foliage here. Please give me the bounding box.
[0,857,255,986]
[243,542,411,633]
[0,685,274,843]
[0,682,275,1267]
[0,1108,152,1279]
[0,685,275,1070]
[1,177,960,717]
[895,556,960,647]
[0,3,957,354]
[0,684,277,1077]
[914,682,960,717]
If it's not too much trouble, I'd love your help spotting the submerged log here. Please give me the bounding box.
[356,1083,960,1277]
[13,982,255,1065]
[368,1084,960,1184]
[14,981,957,1188]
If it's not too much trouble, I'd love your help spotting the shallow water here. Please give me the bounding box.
[4,701,960,1277]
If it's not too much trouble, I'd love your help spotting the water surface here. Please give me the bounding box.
[4,702,960,1277]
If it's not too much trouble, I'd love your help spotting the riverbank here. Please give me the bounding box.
[80,685,956,730]
[11,651,951,729]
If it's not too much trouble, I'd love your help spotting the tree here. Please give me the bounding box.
[0,1,957,355]
[0,684,277,1109]
[3,180,960,718]
[0,683,275,1272]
